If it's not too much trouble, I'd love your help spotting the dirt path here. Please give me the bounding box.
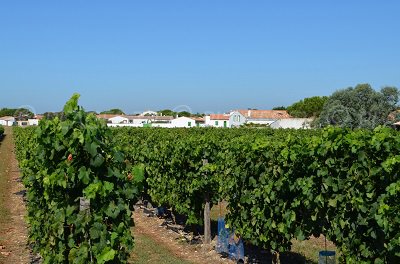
[0,127,30,264]
[132,208,234,264]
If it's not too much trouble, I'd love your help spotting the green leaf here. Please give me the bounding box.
[97,247,116,264]
[92,155,104,167]
[63,93,80,114]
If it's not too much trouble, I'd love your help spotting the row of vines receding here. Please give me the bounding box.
[14,94,143,263]
[112,126,400,263]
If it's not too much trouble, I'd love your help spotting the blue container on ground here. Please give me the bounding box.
[216,217,244,262]
[318,251,335,264]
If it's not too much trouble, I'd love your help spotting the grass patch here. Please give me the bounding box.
[291,237,337,263]
[130,231,192,264]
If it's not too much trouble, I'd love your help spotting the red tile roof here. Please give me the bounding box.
[192,117,205,122]
[0,116,15,121]
[237,110,292,119]
[210,114,230,120]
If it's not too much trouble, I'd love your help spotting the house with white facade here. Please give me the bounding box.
[170,116,196,128]
[205,114,230,128]
[229,111,246,127]
[0,116,15,126]
[28,118,39,126]
[108,116,129,124]
[237,109,292,125]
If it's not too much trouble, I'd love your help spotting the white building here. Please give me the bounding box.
[28,119,39,126]
[237,109,292,126]
[170,117,196,128]
[205,114,230,128]
[0,116,15,126]
[229,111,246,127]
[108,116,129,124]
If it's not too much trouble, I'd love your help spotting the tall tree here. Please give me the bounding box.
[0,108,34,119]
[316,84,399,129]
[158,109,176,117]
[272,106,287,110]
[287,96,328,118]
[178,111,191,117]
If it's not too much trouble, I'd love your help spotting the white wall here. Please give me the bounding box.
[210,119,229,128]
[28,119,39,126]
[128,118,149,125]
[108,116,129,124]
[270,118,312,129]
[107,123,143,127]
[246,119,275,125]
[229,111,246,127]
[171,117,195,128]
[0,117,15,126]
[205,115,230,127]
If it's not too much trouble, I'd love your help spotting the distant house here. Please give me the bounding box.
[192,117,205,127]
[125,116,150,126]
[108,116,129,124]
[28,118,39,126]
[16,120,29,126]
[229,111,246,127]
[205,114,230,128]
[171,116,196,128]
[237,109,292,125]
[0,116,16,126]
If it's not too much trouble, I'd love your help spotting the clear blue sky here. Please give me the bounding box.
[1,1,399,114]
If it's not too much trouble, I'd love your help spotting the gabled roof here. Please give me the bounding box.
[0,116,15,121]
[237,110,292,119]
[192,117,205,122]
[210,114,230,120]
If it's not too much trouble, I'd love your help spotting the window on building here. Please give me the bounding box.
[215,121,219,126]
[188,122,192,127]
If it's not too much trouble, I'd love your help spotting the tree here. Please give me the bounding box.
[0,108,34,119]
[178,111,191,117]
[272,106,287,110]
[0,108,16,117]
[158,109,176,117]
[100,108,125,115]
[316,83,399,129]
[287,96,328,118]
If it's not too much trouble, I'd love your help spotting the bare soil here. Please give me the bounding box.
[132,207,235,264]
[0,127,30,264]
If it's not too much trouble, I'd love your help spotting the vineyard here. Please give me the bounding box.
[12,96,400,263]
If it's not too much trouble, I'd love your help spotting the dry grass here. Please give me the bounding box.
[130,231,192,264]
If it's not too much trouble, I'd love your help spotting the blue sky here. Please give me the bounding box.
[1,1,399,114]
